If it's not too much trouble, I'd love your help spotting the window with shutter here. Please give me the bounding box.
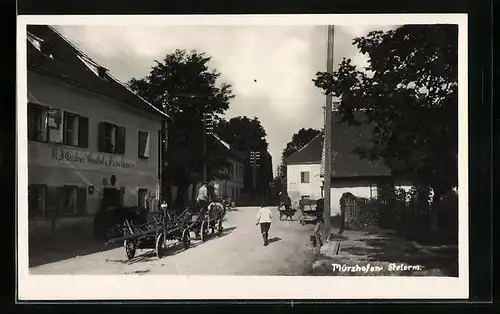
[28,103,48,142]
[76,187,87,215]
[138,131,150,158]
[59,186,77,216]
[116,126,126,154]
[98,122,107,152]
[28,184,46,219]
[78,117,89,148]
[63,111,79,146]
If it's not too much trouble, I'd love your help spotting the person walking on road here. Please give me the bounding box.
[256,203,272,246]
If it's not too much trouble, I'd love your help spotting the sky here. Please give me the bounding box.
[53,24,397,175]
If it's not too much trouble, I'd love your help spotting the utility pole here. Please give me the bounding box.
[203,113,214,183]
[323,25,335,241]
[249,150,260,201]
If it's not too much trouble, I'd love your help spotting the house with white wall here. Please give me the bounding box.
[26,25,168,238]
[285,111,411,217]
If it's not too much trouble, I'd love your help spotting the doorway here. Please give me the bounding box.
[102,187,122,210]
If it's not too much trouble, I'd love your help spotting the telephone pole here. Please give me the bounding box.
[323,25,335,241]
[203,113,214,183]
[250,150,260,201]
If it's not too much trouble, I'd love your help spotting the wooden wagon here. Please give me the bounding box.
[105,207,192,260]
[188,202,224,242]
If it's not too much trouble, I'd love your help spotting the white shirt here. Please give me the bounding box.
[256,207,272,224]
[197,185,209,201]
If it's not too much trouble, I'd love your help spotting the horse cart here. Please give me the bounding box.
[189,202,224,242]
[105,207,192,260]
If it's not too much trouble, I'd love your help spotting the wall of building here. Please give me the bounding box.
[27,71,163,235]
[286,163,322,208]
[287,162,413,217]
[177,157,245,205]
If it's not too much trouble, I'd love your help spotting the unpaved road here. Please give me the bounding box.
[30,206,316,275]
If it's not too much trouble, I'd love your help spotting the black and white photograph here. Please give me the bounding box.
[17,14,468,300]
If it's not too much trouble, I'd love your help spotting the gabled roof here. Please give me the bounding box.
[286,111,391,179]
[26,25,168,120]
[207,133,245,162]
[284,132,323,165]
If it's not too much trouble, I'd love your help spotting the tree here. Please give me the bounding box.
[279,127,321,184]
[313,24,458,215]
[216,116,272,199]
[128,49,235,207]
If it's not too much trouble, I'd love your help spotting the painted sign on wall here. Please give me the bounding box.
[51,147,135,169]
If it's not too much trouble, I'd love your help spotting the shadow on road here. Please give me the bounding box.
[29,235,122,268]
[267,237,282,245]
[340,235,458,277]
[109,226,238,264]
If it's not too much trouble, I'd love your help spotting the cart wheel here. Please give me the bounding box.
[200,221,207,242]
[155,233,165,259]
[182,229,191,250]
[217,219,223,236]
[124,240,136,260]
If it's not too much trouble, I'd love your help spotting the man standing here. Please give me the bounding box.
[196,180,210,212]
[255,203,272,246]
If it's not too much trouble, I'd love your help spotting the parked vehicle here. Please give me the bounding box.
[105,205,192,260]
[299,198,319,225]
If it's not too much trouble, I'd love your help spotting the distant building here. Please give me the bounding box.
[210,134,245,202]
[285,111,410,216]
[26,25,168,237]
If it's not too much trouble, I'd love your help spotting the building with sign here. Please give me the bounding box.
[26,25,168,238]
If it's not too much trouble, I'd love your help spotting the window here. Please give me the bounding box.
[28,103,48,142]
[62,111,89,147]
[239,165,243,178]
[301,195,310,200]
[59,186,77,216]
[99,122,126,154]
[63,112,78,146]
[138,188,149,211]
[28,103,88,147]
[300,171,310,183]
[57,185,87,217]
[138,131,150,159]
[28,184,46,219]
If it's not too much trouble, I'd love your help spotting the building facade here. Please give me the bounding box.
[184,134,245,204]
[26,25,167,237]
[285,112,411,217]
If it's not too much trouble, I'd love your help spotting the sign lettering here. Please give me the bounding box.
[51,147,135,169]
